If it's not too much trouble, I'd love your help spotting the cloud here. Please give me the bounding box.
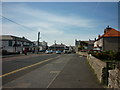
[3,3,96,28]
[21,22,64,35]
[2,23,37,40]
[24,8,95,28]
[37,28,63,35]
[2,3,99,45]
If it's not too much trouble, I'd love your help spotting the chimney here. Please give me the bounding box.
[104,25,112,33]
[98,34,101,38]
[95,38,96,41]
[22,36,25,39]
[106,25,111,29]
[75,39,77,42]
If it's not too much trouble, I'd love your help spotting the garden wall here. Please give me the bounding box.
[78,52,120,88]
[108,67,120,88]
[87,55,106,83]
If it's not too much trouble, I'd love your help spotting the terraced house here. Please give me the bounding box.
[94,26,120,52]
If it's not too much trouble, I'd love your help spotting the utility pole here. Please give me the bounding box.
[54,40,56,51]
[15,37,17,52]
[37,32,40,54]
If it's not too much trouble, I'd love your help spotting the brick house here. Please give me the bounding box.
[94,26,120,52]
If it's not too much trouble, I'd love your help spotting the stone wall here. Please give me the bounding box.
[108,67,120,88]
[78,52,120,88]
[87,55,106,83]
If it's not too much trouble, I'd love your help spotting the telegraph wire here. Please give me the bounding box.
[1,15,50,41]
[1,15,40,40]
[1,15,34,31]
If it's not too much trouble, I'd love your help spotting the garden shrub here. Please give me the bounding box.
[90,50,119,61]
[114,52,120,61]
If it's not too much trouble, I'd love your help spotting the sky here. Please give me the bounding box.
[1,2,118,46]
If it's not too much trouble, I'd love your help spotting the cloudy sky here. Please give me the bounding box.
[2,2,118,46]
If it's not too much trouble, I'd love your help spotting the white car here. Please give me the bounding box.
[55,50,61,54]
[45,50,53,54]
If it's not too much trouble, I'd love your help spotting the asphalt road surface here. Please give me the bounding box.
[2,53,103,88]
[2,54,60,85]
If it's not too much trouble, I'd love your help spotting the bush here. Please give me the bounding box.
[90,50,119,61]
[114,52,120,61]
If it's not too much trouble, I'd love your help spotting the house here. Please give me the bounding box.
[33,41,48,51]
[49,43,68,52]
[86,40,94,51]
[94,26,120,52]
[75,39,94,52]
[0,35,34,53]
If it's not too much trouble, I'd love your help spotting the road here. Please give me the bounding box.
[2,53,103,88]
[2,54,60,85]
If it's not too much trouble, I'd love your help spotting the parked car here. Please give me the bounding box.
[55,50,61,54]
[45,50,53,54]
[39,50,46,52]
[63,50,71,54]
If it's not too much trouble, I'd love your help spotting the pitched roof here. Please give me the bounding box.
[97,28,120,41]
[0,35,32,43]
[103,28,120,37]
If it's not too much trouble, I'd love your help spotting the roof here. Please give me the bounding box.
[0,35,33,43]
[82,40,94,45]
[97,28,120,41]
[0,35,13,40]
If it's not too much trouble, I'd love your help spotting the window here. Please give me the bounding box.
[8,40,12,46]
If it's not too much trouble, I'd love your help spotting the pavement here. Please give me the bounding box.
[49,54,102,88]
[2,54,103,89]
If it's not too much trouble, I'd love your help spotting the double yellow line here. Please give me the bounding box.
[0,56,60,78]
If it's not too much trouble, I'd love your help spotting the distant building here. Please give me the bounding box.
[0,35,34,53]
[75,39,81,52]
[75,39,94,52]
[86,40,94,51]
[33,41,48,51]
[49,43,68,52]
[94,26,120,52]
